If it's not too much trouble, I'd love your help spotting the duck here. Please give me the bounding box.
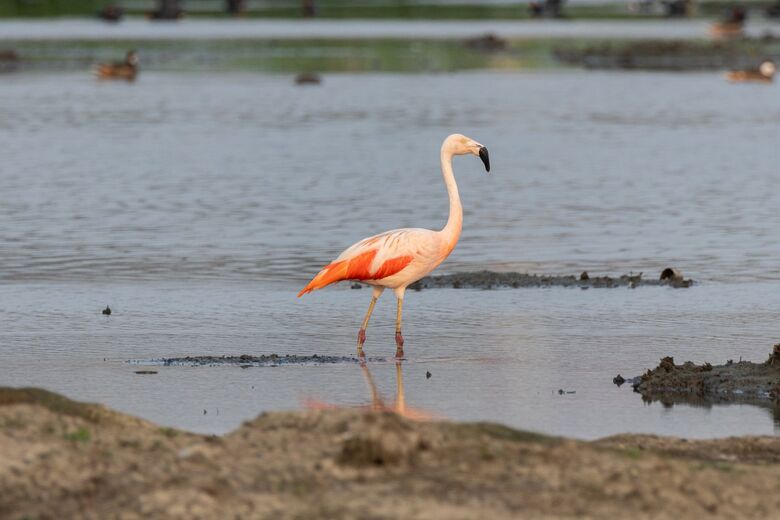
[98,4,124,22]
[94,50,139,81]
[294,73,322,85]
[0,49,19,73]
[726,61,775,83]
[709,6,746,39]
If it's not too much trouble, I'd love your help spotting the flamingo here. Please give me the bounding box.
[298,133,490,358]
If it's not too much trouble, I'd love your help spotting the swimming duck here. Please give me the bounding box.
[709,7,746,38]
[0,49,19,73]
[94,50,139,81]
[726,61,776,83]
[295,73,322,85]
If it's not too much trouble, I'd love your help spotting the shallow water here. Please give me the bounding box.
[1,70,780,439]
[0,18,761,41]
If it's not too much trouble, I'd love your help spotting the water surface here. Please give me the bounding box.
[1,70,779,439]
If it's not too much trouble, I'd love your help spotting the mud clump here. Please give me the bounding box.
[767,343,780,367]
[633,347,780,404]
[135,354,386,367]
[338,412,428,467]
[410,269,693,290]
[3,387,780,518]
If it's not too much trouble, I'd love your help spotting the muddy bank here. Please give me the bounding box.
[554,38,780,70]
[133,354,386,367]
[633,345,780,404]
[3,388,780,519]
[409,269,693,290]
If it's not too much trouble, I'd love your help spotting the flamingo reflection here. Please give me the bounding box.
[305,361,436,421]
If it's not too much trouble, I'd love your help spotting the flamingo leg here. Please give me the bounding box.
[357,287,383,357]
[395,297,405,358]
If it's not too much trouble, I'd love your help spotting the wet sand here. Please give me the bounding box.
[2,387,780,519]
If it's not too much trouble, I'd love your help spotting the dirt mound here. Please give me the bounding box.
[3,387,780,518]
[633,346,780,403]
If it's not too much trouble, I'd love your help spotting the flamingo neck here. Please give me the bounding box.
[440,147,462,253]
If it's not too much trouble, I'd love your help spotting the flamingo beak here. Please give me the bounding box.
[478,146,490,173]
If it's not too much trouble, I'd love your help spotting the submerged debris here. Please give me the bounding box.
[409,270,693,290]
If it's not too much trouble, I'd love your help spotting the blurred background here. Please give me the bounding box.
[1,0,779,440]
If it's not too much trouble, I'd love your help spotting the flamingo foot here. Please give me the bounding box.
[395,331,405,359]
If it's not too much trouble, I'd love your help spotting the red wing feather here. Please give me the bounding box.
[297,250,413,297]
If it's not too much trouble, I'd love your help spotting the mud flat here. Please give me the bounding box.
[633,345,780,404]
[410,269,692,290]
[3,387,780,519]
[132,354,386,367]
[554,38,780,70]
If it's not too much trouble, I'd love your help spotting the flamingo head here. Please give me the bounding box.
[760,61,776,78]
[443,133,490,173]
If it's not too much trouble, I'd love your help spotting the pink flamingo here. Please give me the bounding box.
[298,134,490,357]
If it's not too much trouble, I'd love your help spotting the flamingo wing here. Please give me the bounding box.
[297,228,432,297]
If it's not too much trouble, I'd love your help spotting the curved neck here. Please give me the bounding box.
[440,147,462,247]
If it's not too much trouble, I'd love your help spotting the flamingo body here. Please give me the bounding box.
[297,227,450,296]
[298,133,490,356]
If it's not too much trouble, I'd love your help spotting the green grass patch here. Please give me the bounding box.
[0,387,105,423]
[63,426,91,443]
[462,422,559,444]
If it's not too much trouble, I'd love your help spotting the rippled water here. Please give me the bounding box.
[1,70,779,439]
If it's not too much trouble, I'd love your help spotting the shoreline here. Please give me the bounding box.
[2,386,780,518]
[3,18,778,42]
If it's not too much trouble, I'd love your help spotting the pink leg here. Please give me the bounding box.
[357,294,379,357]
[395,331,405,359]
[394,297,405,358]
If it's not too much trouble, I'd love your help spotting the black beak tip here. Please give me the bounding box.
[479,146,490,173]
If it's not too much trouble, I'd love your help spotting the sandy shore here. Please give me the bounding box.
[2,387,780,519]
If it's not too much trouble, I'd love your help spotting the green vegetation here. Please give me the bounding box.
[63,427,91,443]
[0,387,104,423]
[464,422,559,444]
[159,427,178,438]
[7,38,551,73]
[0,0,777,20]
[0,0,102,17]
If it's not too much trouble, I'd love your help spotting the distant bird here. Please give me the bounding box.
[102,306,112,315]
[0,49,19,73]
[298,134,490,358]
[94,50,139,81]
[98,4,124,22]
[726,61,776,83]
[709,6,746,39]
[295,73,322,85]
